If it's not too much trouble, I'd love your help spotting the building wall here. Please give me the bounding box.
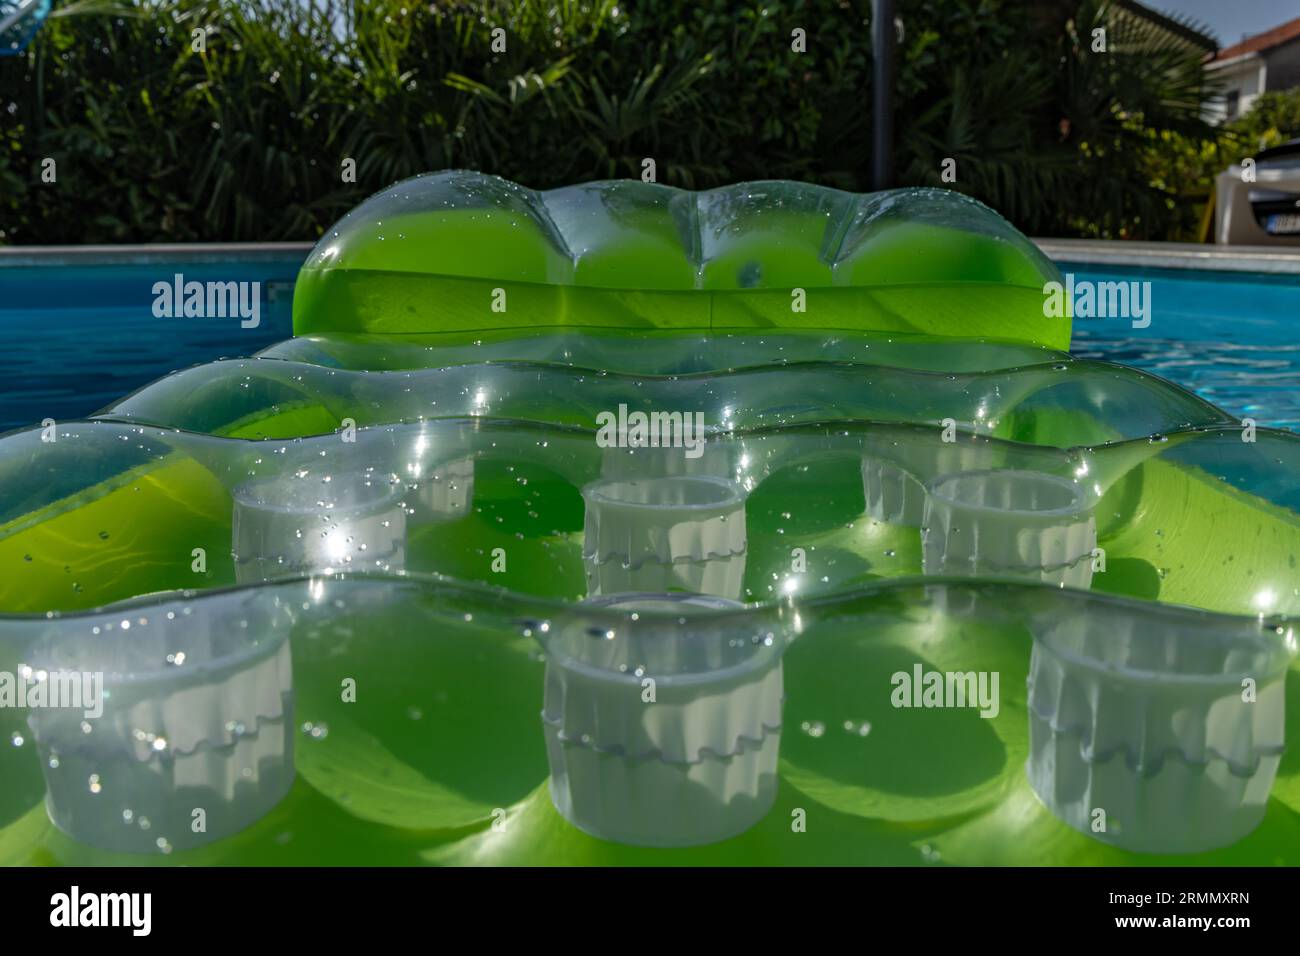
[1264,38,1300,92]
[1205,57,1267,124]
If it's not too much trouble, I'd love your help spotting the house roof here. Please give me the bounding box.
[1213,16,1300,62]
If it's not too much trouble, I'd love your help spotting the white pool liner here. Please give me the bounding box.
[541,593,784,846]
[232,470,407,583]
[581,475,748,600]
[1026,610,1289,853]
[922,469,1096,589]
[25,591,295,853]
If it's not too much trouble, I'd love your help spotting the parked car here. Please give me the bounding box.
[1215,138,1300,245]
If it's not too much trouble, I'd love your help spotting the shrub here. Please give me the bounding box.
[0,0,1251,243]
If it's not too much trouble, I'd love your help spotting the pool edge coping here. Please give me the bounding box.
[1034,238,1300,274]
[1,239,1299,274]
[0,243,314,267]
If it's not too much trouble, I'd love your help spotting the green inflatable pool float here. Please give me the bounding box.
[0,172,1296,865]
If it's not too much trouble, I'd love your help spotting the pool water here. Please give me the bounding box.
[0,257,1295,432]
[0,260,295,432]
[1063,263,1300,433]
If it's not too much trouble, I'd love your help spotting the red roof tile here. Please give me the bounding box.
[1213,16,1300,61]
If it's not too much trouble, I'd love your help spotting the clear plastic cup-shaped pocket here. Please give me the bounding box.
[232,471,407,584]
[541,593,784,847]
[411,455,474,524]
[24,590,295,854]
[922,469,1095,589]
[1026,607,1289,853]
[862,438,1000,528]
[581,475,747,600]
[861,457,928,527]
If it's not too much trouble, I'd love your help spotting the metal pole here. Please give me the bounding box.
[871,0,895,190]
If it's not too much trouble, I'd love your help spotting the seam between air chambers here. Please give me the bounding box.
[820,192,862,272]
[685,189,705,292]
[529,186,578,276]
[684,190,713,329]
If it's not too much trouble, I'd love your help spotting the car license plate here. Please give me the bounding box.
[1266,212,1300,235]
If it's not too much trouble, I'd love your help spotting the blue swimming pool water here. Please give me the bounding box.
[1060,262,1300,434]
[0,260,297,432]
[0,257,1296,433]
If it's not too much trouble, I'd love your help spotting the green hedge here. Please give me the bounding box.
[0,0,1290,244]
